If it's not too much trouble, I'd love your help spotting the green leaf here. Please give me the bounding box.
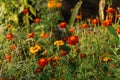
[69,0,82,28]
[107,26,119,40]
[28,5,36,16]
[9,14,18,24]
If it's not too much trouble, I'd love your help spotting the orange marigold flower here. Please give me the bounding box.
[47,57,52,63]
[69,28,75,33]
[103,57,111,62]
[59,22,67,28]
[76,15,81,20]
[30,45,41,54]
[106,7,115,14]
[5,54,11,61]
[38,58,49,67]
[52,56,60,61]
[50,78,56,80]
[11,44,16,51]
[28,32,34,38]
[102,20,112,27]
[92,19,99,25]
[56,3,62,8]
[7,24,11,28]
[6,33,14,40]
[54,40,64,46]
[33,17,40,23]
[116,14,120,19]
[68,36,78,45]
[81,23,88,29]
[40,31,50,38]
[48,1,56,8]
[117,27,120,34]
[23,8,29,14]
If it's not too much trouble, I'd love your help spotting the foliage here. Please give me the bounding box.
[0,0,120,80]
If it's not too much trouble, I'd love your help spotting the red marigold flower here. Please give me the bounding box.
[5,54,11,61]
[68,36,78,45]
[106,7,115,14]
[33,17,40,23]
[81,24,88,29]
[38,58,48,67]
[92,19,99,25]
[23,8,29,14]
[34,67,43,74]
[60,50,67,56]
[28,32,34,38]
[59,22,67,28]
[117,27,120,34]
[102,20,112,27]
[6,33,14,40]
[80,53,87,59]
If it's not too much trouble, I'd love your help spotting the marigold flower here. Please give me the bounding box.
[48,0,56,8]
[81,23,88,29]
[54,40,64,46]
[116,14,120,19]
[56,3,62,8]
[68,36,78,45]
[59,22,67,28]
[62,37,68,42]
[52,62,57,67]
[92,19,99,25]
[6,33,14,40]
[117,27,120,34]
[30,45,41,54]
[7,24,11,28]
[11,44,16,51]
[33,17,40,23]
[52,56,60,61]
[106,7,115,14]
[34,67,43,74]
[47,57,52,63]
[76,15,81,20]
[103,57,111,62]
[28,32,34,38]
[69,28,75,33]
[40,31,50,38]
[50,78,56,80]
[38,58,49,67]
[60,50,67,56]
[102,20,112,27]
[80,53,87,59]
[23,8,29,14]
[5,54,11,61]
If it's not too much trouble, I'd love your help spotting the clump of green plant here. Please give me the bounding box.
[0,0,120,80]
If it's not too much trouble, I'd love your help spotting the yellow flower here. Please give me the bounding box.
[30,45,41,54]
[103,57,111,62]
[47,0,62,8]
[48,0,56,8]
[54,40,64,46]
